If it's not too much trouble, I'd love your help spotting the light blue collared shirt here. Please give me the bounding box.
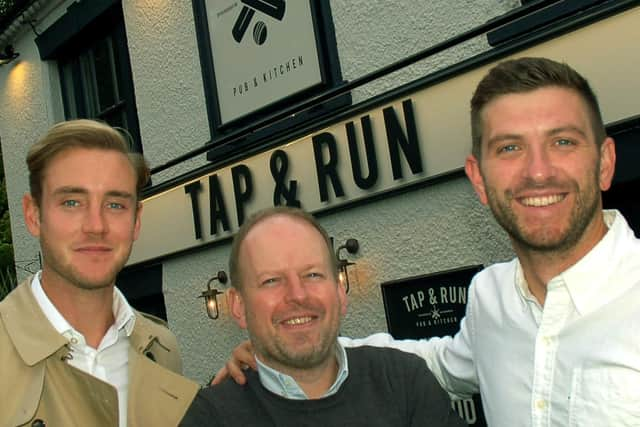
[256,341,349,399]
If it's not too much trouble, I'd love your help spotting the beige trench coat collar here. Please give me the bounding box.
[1,277,68,367]
[2,278,165,367]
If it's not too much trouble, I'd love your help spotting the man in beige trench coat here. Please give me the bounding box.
[0,120,198,426]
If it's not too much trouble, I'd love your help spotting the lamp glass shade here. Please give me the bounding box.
[205,295,219,319]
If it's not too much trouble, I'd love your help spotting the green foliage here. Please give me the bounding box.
[0,205,11,243]
[0,1,17,18]
[0,150,16,301]
[0,242,13,265]
[0,265,16,300]
[0,0,21,300]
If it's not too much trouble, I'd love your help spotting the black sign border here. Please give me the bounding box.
[380,264,483,339]
[192,0,346,148]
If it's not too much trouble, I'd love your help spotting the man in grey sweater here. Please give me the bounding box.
[180,207,464,426]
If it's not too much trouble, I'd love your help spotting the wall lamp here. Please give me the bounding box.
[335,238,359,293]
[0,45,19,66]
[199,271,228,319]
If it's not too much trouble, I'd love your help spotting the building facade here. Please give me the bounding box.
[1,4,639,415]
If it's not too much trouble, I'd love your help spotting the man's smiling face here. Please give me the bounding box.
[229,214,346,372]
[466,86,615,254]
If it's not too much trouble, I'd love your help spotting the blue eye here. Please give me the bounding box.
[63,200,79,207]
[261,277,279,287]
[498,144,519,153]
[555,138,574,146]
[107,202,125,209]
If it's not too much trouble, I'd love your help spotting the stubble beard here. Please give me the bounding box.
[250,313,340,371]
[40,235,132,291]
[484,171,601,255]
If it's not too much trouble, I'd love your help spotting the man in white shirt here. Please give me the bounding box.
[217,58,640,426]
[0,119,198,426]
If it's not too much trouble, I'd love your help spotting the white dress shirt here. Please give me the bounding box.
[32,273,135,427]
[341,210,640,427]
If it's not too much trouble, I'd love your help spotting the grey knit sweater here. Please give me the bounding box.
[180,346,465,427]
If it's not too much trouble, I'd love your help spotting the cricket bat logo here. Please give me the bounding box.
[232,0,286,45]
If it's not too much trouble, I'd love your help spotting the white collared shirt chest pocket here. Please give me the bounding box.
[569,366,640,427]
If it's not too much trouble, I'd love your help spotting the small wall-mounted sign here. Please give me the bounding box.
[381,265,486,426]
[381,265,481,339]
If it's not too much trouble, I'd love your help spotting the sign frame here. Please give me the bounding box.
[192,0,344,138]
[380,265,483,340]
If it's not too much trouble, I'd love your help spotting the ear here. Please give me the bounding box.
[133,202,143,241]
[228,288,248,329]
[23,194,41,237]
[598,137,616,192]
[464,154,489,205]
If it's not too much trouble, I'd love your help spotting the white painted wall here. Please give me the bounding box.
[0,1,521,384]
[332,0,520,102]
[122,0,211,182]
[0,27,56,282]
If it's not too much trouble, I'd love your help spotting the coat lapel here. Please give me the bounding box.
[127,348,199,426]
[1,278,68,366]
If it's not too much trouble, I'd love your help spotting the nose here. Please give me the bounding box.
[525,144,556,183]
[82,203,108,235]
[284,274,308,303]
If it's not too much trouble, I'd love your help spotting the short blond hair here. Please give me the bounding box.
[27,119,149,205]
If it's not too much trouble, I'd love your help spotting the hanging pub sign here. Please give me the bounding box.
[192,0,342,132]
[381,265,486,426]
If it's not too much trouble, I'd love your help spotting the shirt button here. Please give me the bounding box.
[536,399,546,410]
[70,337,78,344]
[543,336,552,346]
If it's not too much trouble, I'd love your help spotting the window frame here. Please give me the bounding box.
[35,0,143,154]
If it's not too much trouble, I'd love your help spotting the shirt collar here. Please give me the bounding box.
[31,272,136,339]
[514,264,537,304]
[113,286,136,336]
[256,340,349,400]
[560,210,635,315]
[514,210,635,316]
[31,272,74,336]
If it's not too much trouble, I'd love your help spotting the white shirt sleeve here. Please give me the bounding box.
[339,290,480,399]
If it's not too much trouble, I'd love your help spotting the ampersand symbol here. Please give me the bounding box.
[270,150,301,207]
[428,289,437,305]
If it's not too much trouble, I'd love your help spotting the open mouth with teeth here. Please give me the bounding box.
[520,194,566,207]
[282,316,315,326]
